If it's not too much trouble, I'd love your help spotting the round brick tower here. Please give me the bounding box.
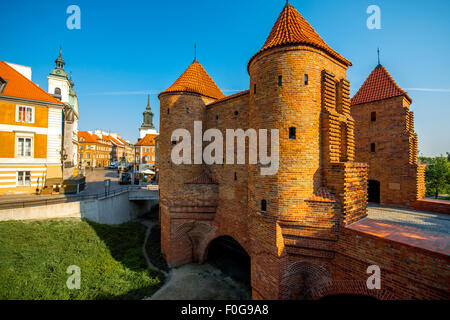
[158,60,225,202]
[247,3,352,217]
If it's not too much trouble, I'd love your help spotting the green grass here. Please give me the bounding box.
[0,219,163,300]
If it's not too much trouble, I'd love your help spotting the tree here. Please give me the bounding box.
[425,156,450,199]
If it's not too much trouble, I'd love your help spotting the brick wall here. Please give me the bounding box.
[351,96,425,207]
[330,228,450,300]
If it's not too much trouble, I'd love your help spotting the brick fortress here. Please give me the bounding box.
[351,64,426,208]
[157,3,449,299]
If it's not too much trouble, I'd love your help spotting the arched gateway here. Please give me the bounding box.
[205,236,251,286]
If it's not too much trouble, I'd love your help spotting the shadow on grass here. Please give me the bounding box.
[145,224,169,273]
[85,220,166,300]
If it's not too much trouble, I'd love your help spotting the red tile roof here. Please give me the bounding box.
[306,188,338,203]
[185,171,218,185]
[105,135,123,146]
[351,65,411,106]
[0,61,64,105]
[159,61,225,100]
[135,134,158,146]
[248,3,351,69]
[78,131,100,144]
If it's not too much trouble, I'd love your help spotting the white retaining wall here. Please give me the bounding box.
[0,191,157,225]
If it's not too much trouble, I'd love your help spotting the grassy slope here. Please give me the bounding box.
[0,219,163,300]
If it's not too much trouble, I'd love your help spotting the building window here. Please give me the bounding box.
[254,84,256,94]
[234,111,239,116]
[278,75,282,87]
[234,172,237,181]
[370,143,376,153]
[144,156,149,162]
[371,111,376,122]
[215,115,219,120]
[289,127,296,140]
[0,76,7,93]
[168,108,170,114]
[17,171,31,186]
[54,87,61,95]
[16,105,34,123]
[261,200,267,213]
[16,136,32,157]
[187,108,190,114]
[145,148,150,153]
[304,74,309,85]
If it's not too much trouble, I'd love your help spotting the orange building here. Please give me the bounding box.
[78,130,134,168]
[0,61,65,194]
[78,131,112,168]
[135,134,158,167]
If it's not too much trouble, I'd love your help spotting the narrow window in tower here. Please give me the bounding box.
[371,111,376,122]
[254,84,257,94]
[289,127,296,140]
[304,74,309,85]
[370,143,376,153]
[261,200,267,213]
[278,75,282,87]
[234,111,239,116]
[234,172,237,181]
[216,115,219,121]
[187,108,190,114]
[168,108,170,114]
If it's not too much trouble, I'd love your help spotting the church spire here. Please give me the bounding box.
[141,95,155,130]
[55,46,65,69]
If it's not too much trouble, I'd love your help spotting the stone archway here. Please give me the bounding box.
[205,236,251,286]
[309,279,391,300]
[280,261,332,300]
[171,221,216,266]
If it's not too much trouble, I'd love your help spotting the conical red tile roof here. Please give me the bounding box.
[351,65,411,105]
[248,3,351,69]
[159,60,225,100]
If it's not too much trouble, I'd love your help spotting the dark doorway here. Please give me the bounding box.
[368,180,381,203]
[206,236,251,286]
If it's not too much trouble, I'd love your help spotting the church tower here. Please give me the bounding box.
[139,95,157,138]
[48,48,70,103]
[48,48,79,177]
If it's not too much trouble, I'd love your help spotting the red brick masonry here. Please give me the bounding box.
[157,3,450,300]
[411,199,450,215]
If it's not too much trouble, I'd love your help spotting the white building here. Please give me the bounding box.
[47,49,79,178]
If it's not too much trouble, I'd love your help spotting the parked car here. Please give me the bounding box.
[119,172,131,185]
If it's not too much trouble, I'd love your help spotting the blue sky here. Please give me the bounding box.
[1,0,449,156]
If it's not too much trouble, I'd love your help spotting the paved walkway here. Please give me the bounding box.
[348,205,450,256]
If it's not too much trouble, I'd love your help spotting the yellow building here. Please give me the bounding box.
[77,130,133,168]
[0,61,65,195]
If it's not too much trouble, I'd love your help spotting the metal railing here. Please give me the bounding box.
[0,186,155,210]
